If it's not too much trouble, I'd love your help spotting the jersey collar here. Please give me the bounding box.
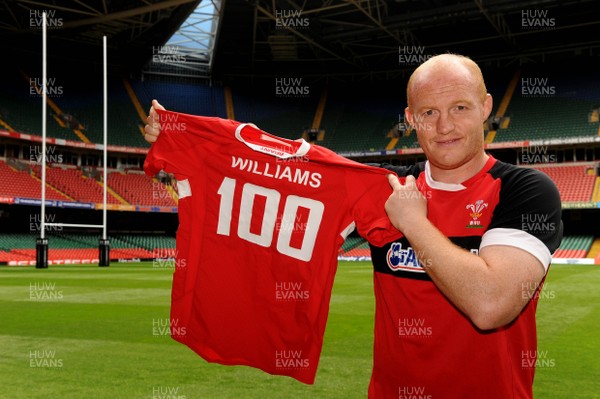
[235,123,311,159]
[424,154,497,191]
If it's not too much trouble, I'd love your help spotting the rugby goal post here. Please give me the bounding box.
[36,12,110,268]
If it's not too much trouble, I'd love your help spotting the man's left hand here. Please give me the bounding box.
[385,174,428,232]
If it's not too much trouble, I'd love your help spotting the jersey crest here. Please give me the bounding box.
[465,199,488,228]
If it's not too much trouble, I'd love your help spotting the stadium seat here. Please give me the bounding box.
[532,163,596,203]
[0,160,70,201]
[552,235,594,258]
[0,232,176,265]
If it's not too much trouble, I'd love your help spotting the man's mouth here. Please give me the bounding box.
[436,138,461,145]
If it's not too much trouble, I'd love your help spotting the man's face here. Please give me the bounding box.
[405,70,492,172]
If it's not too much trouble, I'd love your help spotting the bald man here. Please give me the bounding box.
[373,54,563,398]
[143,54,563,398]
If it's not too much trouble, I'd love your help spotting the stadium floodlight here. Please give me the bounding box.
[35,12,110,268]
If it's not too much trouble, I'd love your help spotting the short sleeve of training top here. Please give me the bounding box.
[481,162,563,270]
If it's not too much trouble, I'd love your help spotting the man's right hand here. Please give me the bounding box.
[144,99,165,143]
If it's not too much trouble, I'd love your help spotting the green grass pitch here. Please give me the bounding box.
[1,262,598,398]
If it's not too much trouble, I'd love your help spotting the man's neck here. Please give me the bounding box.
[429,153,490,184]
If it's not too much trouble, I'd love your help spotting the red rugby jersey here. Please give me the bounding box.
[144,109,402,384]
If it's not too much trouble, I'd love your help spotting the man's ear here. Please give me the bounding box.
[404,107,413,126]
[483,94,493,120]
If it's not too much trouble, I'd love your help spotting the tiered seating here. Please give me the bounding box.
[1,160,180,207]
[0,68,78,141]
[0,67,151,147]
[0,160,70,200]
[553,235,594,259]
[132,79,227,119]
[319,84,404,152]
[31,165,122,204]
[112,233,176,249]
[495,97,598,142]
[339,236,371,258]
[0,232,176,265]
[532,163,596,202]
[231,83,316,139]
[108,171,177,207]
[494,70,600,142]
[393,128,420,150]
[105,79,150,148]
[40,78,151,148]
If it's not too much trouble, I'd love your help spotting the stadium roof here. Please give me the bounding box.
[141,1,223,79]
[1,0,599,82]
[0,0,203,75]
[214,0,600,82]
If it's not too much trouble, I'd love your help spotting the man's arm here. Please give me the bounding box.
[384,174,552,331]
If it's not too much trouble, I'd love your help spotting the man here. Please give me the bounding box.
[373,54,562,398]
[144,53,563,398]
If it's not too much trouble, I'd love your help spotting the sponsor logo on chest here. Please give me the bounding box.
[386,242,426,273]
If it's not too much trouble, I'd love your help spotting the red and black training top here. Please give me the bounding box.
[369,155,563,399]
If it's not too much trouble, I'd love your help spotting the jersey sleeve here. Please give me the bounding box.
[143,110,240,179]
[481,167,563,270]
[347,168,404,246]
[366,162,424,177]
